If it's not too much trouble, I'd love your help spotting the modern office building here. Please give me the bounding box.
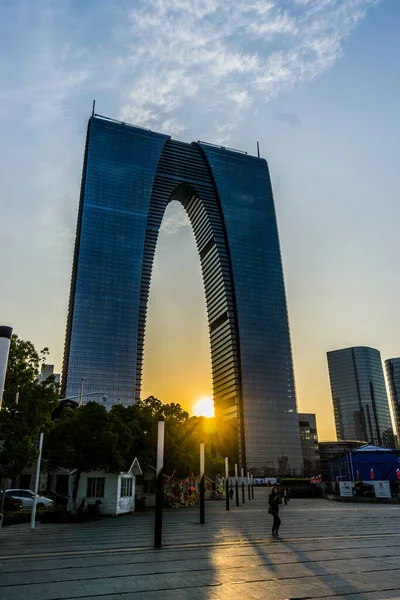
[298,413,320,475]
[385,358,400,447]
[62,114,303,473]
[327,347,394,448]
[38,364,60,385]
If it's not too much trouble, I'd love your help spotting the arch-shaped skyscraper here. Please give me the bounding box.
[62,115,303,473]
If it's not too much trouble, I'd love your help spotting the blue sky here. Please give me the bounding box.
[0,0,399,439]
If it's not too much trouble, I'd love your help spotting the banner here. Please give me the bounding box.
[372,480,391,499]
[339,481,354,497]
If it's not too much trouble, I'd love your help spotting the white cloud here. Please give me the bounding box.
[0,0,384,368]
[161,205,190,234]
[116,0,381,137]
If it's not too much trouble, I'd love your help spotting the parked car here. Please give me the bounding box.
[0,493,23,512]
[5,489,54,509]
[38,490,68,506]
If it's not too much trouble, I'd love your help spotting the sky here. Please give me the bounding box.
[1,0,399,441]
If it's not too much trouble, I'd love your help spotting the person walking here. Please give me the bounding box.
[283,488,288,505]
[268,485,282,539]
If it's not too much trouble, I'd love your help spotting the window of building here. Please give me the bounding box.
[87,477,105,498]
[120,477,133,497]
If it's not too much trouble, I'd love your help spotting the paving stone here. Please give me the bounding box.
[1,491,400,599]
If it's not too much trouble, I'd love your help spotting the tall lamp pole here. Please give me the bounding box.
[0,326,12,528]
[0,326,12,412]
[79,378,84,407]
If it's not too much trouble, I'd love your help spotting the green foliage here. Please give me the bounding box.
[45,402,126,475]
[44,394,237,505]
[0,334,59,480]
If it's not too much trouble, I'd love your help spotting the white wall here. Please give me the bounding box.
[68,471,136,515]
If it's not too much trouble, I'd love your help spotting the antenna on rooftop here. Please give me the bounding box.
[92,100,96,117]
[257,141,260,158]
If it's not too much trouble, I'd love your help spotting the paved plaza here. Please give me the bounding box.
[1,489,400,600]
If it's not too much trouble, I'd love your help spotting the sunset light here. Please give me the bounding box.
[193,396,214,418]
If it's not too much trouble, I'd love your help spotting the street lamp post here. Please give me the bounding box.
[0,326,12,412]
[79,378,84,407]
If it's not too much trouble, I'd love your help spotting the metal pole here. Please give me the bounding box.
[200,442,205,524]
[235,463,239,506]
[30,432,44,530]
[251,474,254,499]
[248,471,251,501]
[154,420,165,548]
[0,326,12,412]
[79,378,84,407]
[225,457,229,511]
[241,466,245,504]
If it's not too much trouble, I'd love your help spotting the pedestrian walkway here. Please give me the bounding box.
[1,489,400,599]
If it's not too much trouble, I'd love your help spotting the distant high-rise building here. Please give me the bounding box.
[327,347,394,447]
[38,364,60,385]
[61,114,303,473]
[384,358,400,447]
[298,413,320,475]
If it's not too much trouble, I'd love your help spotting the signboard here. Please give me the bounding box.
[372,480,391,499]
[339,481,354,497]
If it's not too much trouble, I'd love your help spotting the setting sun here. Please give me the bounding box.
[193,396,215,418]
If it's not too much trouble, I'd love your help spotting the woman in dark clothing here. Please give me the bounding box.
[269,485,281,539]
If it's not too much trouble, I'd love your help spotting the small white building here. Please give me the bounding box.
[68,458,142,516]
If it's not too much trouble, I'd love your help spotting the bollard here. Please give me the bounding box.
[200,443,205,524]
[200,475,205,524]
[225,458,229,511]
[235,464,239,506]
[154,420,165,548]
[241,467,245,503]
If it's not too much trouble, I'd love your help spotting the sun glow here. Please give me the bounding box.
[193,396,214,418]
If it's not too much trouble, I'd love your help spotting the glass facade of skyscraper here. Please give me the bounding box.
[298,413,320,476]
[62,115,303,473]
[327,346,394,447]
[385,358,400,447]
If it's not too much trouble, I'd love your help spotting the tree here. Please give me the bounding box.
[0,335,58,486]
[44,402,128,512]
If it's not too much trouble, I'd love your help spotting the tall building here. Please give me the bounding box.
[62,114,303,473]
[385,358,400,447]
[298,413,320,475]
[38,364,60,385]
[327,347,394,447]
